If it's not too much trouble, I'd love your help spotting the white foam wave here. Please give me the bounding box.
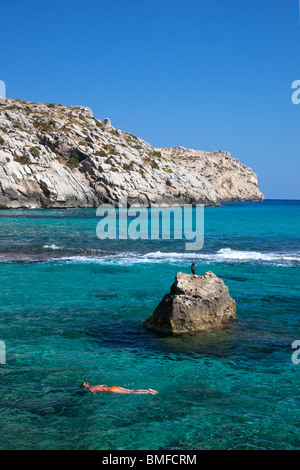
[54,248,300,266]
[43,244,62,250]
[0,247,298,266]
[141,248,300,263]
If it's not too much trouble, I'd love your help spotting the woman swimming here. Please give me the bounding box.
[80,380,158,395]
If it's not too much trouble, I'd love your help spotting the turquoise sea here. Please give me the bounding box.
[0,200,299,450]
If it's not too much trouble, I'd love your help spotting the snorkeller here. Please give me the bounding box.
[80,379,158,395]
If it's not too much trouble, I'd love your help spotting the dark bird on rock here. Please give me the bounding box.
[191,263,196,275]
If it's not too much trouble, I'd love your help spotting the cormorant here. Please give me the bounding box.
[191,263,196,275]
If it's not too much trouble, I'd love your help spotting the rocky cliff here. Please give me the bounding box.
[0,98,263,208]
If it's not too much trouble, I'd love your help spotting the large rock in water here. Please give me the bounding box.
[143,271,236,334]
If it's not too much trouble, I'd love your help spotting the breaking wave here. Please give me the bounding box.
[0,247,297,266]
[140,248,300,264]
[43,244,62,250]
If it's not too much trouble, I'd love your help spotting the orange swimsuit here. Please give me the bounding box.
[89,385,122,393]
[107,386,122,392]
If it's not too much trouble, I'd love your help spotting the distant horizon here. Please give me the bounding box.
[223,198,300,201]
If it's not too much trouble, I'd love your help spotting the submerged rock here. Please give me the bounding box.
[143,271,236,334]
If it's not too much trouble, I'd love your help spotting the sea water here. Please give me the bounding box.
[0,200,299,450]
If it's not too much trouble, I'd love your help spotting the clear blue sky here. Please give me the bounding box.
[1,0,299,199]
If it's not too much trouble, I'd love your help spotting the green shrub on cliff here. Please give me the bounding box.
[95,150,107,157]
[67,157,80,169]
[14,153,31,165]
[33,119,56,132]
[30,147,41,158]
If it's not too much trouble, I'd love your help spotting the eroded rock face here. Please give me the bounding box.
[0,98,264,208]
[143,271,237,334]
